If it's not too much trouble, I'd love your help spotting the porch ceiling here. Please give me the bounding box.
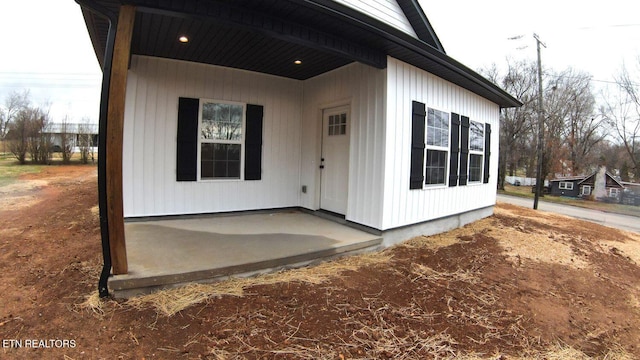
[130,12,355,80]
[83,0,388,80]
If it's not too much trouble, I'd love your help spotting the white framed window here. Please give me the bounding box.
[559,181,574,190]
[424,108,449,186]
[199,100,245,180]
[468,120,484,182]
[609,188,619,197]
[581,185,591,196]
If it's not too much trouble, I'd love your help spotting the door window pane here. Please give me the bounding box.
[328,113,347,136]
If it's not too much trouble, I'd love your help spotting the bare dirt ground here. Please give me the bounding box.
[1,166,639,359]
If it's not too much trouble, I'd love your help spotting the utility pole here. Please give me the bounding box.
[533,33,546,210]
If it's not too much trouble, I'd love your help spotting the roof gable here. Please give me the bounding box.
[395,0,445,51]
[332,0,418,38]
[329,0,445,52]
[578,171,624,188]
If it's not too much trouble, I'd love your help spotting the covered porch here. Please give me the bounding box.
[109,210,382,297]
[77,0,519,298]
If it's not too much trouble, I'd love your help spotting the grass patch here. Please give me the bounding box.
[499,184,640,218]
[0,153,44,187]
[0,151,97,187]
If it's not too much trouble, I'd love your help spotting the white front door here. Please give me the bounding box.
[320,106,350,215]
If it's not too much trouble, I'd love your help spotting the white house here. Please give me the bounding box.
[46,123,98,153]
[77,0,520,296]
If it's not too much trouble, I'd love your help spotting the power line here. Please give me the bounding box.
[543,73,640,87]
[0,83,100,89]
[0,71,100,76]
[576,24,640,30]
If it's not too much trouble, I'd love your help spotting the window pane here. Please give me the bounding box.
[213,161,228,178]
[201,102,242,141]
[201,143,241,179]
[214,143,228,160]
[469,154,482,182]
[201,160,214,178]
[227,144,241,161]
[470,121,484,151]
[227,161,240,178]
[426,108,449,147]
[201,143,214,158]
[427,108,435,127]
[425,149,447,185]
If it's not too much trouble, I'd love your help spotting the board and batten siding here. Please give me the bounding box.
[332,0,418,38]
[122,55,303,217]
[300,62,387,229]
[381,57,500,230]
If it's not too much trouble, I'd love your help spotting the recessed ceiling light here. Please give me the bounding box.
[178,35,189,43]
[294,60,302,65]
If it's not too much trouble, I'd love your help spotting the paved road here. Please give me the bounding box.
[496,194,640,234]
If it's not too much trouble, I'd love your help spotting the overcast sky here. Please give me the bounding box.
[0,1,638,123]
[421,0,640,84]
[0,0,101,123]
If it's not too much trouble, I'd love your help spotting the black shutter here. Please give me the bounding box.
[459,116,470,186]
[176,97,199,181]
[448,113,460,187]
[410,101,426,189]
[245,104,263,180]
[483,123,491,183]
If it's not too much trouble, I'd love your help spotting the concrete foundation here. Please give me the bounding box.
[380,206,494,247]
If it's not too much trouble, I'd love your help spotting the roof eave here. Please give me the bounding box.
[81,8,106,69]
[384,32,523,108]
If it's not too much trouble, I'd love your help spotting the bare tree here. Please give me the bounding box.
[1,90,31,153]
[0,111,4,150]
[5,106,49,164]
[59,115,75,164]
[26,109,52,164]
[6,108,32,164]
[484,60,605,187]
[482,59,537,189]
[603,63,640,176]
[544,68,603,176]
[77,117,95,164]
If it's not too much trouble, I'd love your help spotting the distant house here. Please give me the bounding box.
[622,181,640,195]
[77,0,521,293]
[621,181,640,206]
[45,123,99,153]
[549,169,624,201]
[548,175,585,198]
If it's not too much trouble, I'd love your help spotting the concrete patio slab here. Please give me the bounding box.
[108,210,382,297]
